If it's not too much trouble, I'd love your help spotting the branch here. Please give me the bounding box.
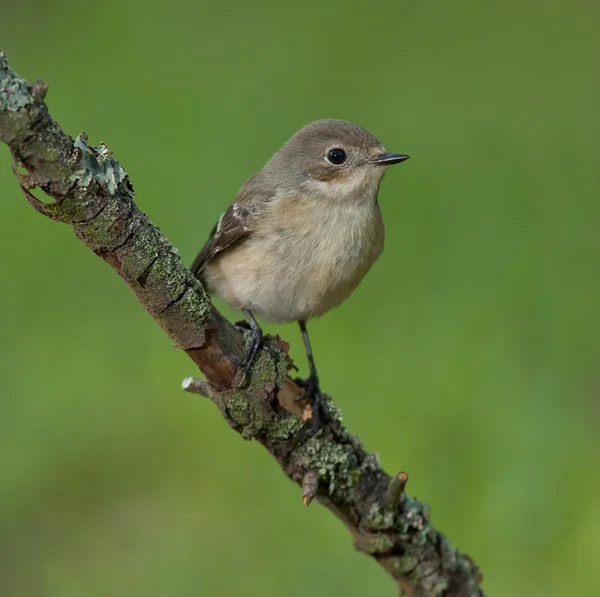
[0,51,485,597]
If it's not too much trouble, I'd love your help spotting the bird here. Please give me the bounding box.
[191,119,409,432]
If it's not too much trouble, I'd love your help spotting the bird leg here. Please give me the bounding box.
[235,308,264,385]
[297,320,327,436]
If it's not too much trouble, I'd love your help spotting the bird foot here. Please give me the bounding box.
[231,320,264,387]
[233,321,278,387]
[291,373,328,445]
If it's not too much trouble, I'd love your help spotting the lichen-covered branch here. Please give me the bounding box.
[0,51,485,597]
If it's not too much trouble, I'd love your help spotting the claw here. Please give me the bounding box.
[291,372,328,446]
[234,308,276,387]
[233,324,263,388]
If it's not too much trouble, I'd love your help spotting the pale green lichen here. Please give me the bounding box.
[322,394,343,425]
[220,349,287,440]
[297,422,382,504]
[359,534,395,554]
[393,555,450,597]
[0,51,33,112]
[366,502,396,530]
[359,450,381,474]
[145,250,187,297]
[44,200,81,223]
[78,209,123,248]
[391,555,419,576]
[224,391,253,432]
[300,436,358,502]
[366,492,436,548]
[398,496,432,540]
[119,229,161,279]
[431,579,450,595]
[267,414,303,440]
[175,286,211,322]
[70,135,129,196]
[230,389,269,440]
[217,333,303,441]
[248,348,278,388]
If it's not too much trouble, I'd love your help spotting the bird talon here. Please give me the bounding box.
[290,377,328,447]
[233,309,265,385]
[232,370,247,389]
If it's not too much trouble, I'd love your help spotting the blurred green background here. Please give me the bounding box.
[1,1,599,595]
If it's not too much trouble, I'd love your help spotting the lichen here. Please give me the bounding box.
[225,387,268,440]
[391,555,419,576]
[394,556,450,597]
[364,493,438,552]
[69,134,130,196]
[359,534,395,554]
[44,199,87,224]
[300,436,358,502]
[431,579,450,595]
[398,496,432,542]
[143,250,187,300]
[77,207,122,247]
[175,286,211,322]
[366,501,395,530]
[322,394,343,425]
[359,450,381,474]
[0,51,33,112]
[267,414,303,440]
[224,391,253,432]
[218,348,288,440]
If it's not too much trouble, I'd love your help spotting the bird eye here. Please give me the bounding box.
[326,148,347,165]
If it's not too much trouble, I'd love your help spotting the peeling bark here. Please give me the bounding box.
[0,51,485,597]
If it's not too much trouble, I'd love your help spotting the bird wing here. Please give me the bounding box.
[190,174,274,278]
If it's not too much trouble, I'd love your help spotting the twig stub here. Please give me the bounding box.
[385,472,409,509]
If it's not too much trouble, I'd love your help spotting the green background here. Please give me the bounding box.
[1,1,599,595]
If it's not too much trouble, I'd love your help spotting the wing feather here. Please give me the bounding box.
[190,174,275,279]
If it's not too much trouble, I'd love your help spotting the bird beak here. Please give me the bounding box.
[370,152,411,166]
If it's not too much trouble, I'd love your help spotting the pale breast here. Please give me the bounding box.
[204,197,384,323]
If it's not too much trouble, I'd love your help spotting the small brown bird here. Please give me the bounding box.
[192,119,409,430]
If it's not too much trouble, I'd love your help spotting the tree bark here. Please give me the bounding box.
[0,51,485,597]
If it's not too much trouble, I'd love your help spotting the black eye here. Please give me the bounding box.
[326,148,347,165]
